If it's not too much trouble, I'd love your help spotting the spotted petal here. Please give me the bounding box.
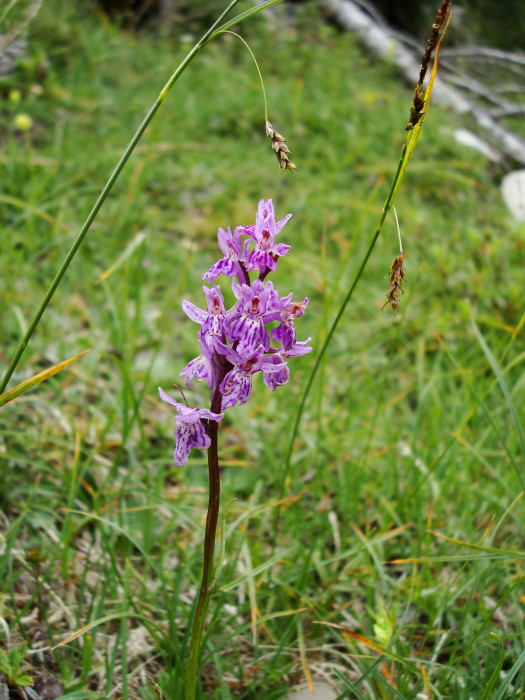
[220,367,253,409]
[202,257,239,283]
[174,421,210,467]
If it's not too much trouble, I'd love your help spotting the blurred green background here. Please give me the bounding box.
[1,1,525,698]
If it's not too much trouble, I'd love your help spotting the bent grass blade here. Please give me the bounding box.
[0,350,90,407]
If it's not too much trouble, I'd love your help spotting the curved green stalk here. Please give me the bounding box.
[221,31,269,121]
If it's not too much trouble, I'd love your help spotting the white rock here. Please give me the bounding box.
[501,170,525,221]
[285,682,337,699]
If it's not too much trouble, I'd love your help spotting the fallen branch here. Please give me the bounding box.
[316,0,525,166]
[441,46,525,67]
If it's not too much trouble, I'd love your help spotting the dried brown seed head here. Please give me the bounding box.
[266,120,298,173]
[382,250,406,314]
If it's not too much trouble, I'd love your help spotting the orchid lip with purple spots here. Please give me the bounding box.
[158,387,223,467]
[225,279,283,357]
[214,342,288,409]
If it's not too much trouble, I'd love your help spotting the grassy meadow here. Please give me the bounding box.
[1,1,525,698]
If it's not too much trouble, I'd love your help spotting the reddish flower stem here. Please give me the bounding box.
[184,385,223,700]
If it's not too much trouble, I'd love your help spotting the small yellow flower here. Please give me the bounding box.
[9,89,22,104]
[14,113,33,131]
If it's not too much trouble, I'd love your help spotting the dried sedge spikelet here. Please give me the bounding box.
[382,251,406,313]
[266,120,298,173]
[406,0,452,131]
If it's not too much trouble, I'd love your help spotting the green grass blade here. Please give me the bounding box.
[53,611,155,649]
[0,350,90,407]
[376,672,409,699]
[332,668,367,700]
[471,318,525,461]
[493,649,525,700]
[479,634,505,700]
[219,547,296,592]
[210,0,285,38]
[439,336,524,488]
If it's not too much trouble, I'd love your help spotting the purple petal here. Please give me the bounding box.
[242,224,256,239]
[262,360,290,390]
[239,234,251,263]
[196,408,224,421]
[175,405,201,424]
[158,386,184,410]
[283,338,313,357]
[182,300,208,324]
[213,338,240,365]
[260,353,289,388]
[179,354,215,389]
[272,322,296,350]
[231,280,244,301]
[251,279,265,295]
[273,243,291,257]
[202,316,224,336]
[202,258,237,282]
[217,226,233,257]
[203,285,225,313]
[223,306,241,333]
[229,316,269,357]
[246,249,276,272]
[275,213,292,234]
[257,198,275,223]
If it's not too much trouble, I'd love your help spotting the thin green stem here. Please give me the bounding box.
[221,31,268,121]
[209,0,285,40]
[0,0,245,395]
[185,389,223,700]
[392,205,403,251]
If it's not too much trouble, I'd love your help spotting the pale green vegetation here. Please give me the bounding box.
[1,2,524,698]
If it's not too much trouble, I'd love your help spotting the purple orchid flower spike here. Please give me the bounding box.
[203,226,250,283]
[158,387,223,466]
[244,198,292,273]
[161,199,310,462]
[226,279,282,357]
